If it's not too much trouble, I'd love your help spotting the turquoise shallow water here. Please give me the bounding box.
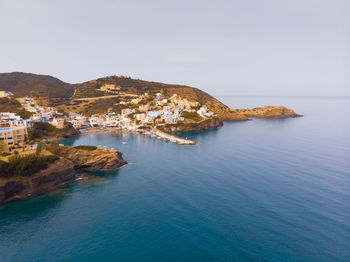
[0,96,349,262]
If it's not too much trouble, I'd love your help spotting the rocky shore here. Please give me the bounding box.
[44,143,127,171]
[159,117,223,132]
[0,144,127,203]
[0,159,75,203]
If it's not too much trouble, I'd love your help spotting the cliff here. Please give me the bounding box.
[235,106,302,118]
[44,143,127,171]
[159,117,223,132]
[0,144,127,203]
[0,158,75,203]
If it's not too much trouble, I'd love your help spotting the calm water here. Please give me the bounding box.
[0,97,349,262]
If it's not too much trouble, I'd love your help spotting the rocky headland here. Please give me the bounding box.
[44,143,127,171]
[233,106,302,119]
[0,144,127,203]
[158,105,301,133]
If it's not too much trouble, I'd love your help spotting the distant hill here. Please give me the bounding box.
[0,72,246,120]
[0,72,74,98]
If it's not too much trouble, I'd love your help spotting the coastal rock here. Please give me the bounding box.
[0,145,127,203]
[44,143,128,171]
[0,159,75,203]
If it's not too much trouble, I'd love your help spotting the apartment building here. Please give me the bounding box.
[0,126,28,152]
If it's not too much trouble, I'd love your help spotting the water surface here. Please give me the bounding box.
[0,96,349,261]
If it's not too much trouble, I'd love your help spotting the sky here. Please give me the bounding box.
[0,0,349,96]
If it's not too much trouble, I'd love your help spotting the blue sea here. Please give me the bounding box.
[0,96,349,262]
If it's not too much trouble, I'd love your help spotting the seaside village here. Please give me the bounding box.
[0,90,215,152]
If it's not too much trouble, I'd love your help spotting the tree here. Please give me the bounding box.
[0,141,6,153]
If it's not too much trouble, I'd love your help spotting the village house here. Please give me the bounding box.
[131,98,141,104]
[99,84,120,92]
[0,91,14,98]
[50,118,65,129]
[121,108,135,117]
[89,115,104,127]
[197,106,214,118]
[138,104,150,112]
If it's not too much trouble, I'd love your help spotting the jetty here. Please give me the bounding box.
[150,128,196,145]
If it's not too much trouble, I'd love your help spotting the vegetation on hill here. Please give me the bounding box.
[73,75,182,98]
[160,117,223,132]
[80,97,121,115]
[0,97,33,119]
[74,145,97,151]
[181,111,203,122]
[0,154,59,178]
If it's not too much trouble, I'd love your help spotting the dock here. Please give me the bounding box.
[151,129,196,145]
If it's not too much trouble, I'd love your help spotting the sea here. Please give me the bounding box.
[0,96,349,262]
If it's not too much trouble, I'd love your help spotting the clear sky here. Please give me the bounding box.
[1,0,349,96]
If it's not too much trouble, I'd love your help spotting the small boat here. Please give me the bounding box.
[122,142,127,144]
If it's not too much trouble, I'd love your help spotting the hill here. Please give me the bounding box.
[0,73,245,120]
[72,75,247,120]
[0,72,74,105]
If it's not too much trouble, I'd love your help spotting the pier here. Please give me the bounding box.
[151,128,196,145]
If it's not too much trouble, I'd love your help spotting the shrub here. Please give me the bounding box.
[0,98,33,119]
[0,154,59,178]
[29,122,57,140]
[181,111,203,122]
[1,152,11,156]
[36,143,43,155]
[74,145,97,151]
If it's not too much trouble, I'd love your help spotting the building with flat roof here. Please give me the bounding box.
[0,126,28,152]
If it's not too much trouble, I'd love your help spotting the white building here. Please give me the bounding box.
[0,91,14,98]
[197,106,214,118]
[50,118,65,129]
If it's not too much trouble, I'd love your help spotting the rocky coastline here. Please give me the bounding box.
[0,105,301,203]
[159,117,224,132]
[233,106,302,119]
[0,144,127,203]
[151,105,301,133]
